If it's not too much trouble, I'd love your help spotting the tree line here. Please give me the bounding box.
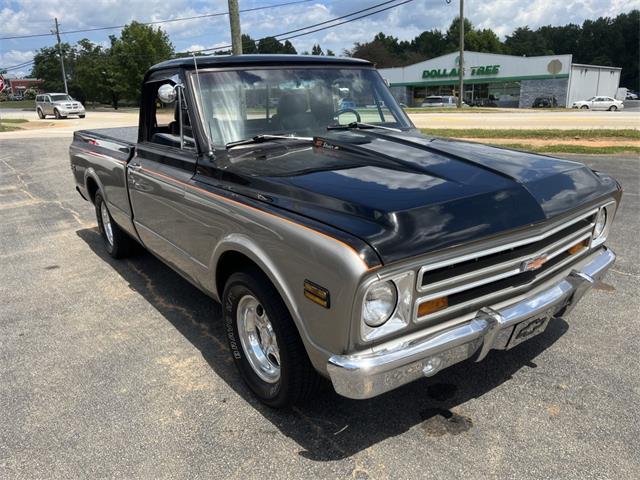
[30,25,333,107]
[348,10,639,91]
[27,9,638,106]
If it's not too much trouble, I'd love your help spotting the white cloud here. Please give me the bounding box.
[1,0,638,72]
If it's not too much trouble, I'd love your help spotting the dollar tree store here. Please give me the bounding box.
[378,51,621,108]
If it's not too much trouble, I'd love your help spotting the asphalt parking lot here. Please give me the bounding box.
[1,138,639,479]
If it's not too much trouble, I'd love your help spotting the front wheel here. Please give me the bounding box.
[94,191,136,259]
[79,114,86,118]
[223,269,320,407]
[36,108,44,119]
[608,105,618,111]
[54,108,63,119]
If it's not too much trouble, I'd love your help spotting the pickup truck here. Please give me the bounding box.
[70,55,622,407]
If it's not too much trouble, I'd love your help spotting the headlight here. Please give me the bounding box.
[363,280,397,327]
[593,208,607,239]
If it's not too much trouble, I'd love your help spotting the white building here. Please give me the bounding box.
[378,51,622,108]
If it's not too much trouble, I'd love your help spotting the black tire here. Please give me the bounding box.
[79,114,86,118]
[580,105,589,110]
[94,191,136,259]
[223,268,320,408]
[36,108,44,119]
[54,108,62,119]
[609,105,617,111]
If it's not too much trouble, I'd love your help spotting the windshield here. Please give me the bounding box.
[50,94,72,102]
[190,67,412,146]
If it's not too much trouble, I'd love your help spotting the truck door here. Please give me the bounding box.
[127,75,200,279]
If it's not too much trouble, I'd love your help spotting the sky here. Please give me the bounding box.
[1,0,638,77]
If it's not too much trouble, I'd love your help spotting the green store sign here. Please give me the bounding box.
[422,65,501,79]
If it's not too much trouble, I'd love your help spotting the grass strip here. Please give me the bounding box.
[497,143,640,155]
[420,128,640,140]
[0,118,28,124]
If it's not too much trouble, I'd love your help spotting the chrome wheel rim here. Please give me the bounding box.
[236,294,281,383]
[100,201,114,246]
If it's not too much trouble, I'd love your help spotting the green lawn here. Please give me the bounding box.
[499,144,640,155]
[420,128,640,140]
[0,100,34,110]
[0,118,28,124]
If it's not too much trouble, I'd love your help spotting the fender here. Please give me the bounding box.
[83,167,105,205]
[209,234,336,363]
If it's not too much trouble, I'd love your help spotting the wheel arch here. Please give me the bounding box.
[211,235,329,365]
[84,169,104,205]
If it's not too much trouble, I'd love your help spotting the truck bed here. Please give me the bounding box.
[79,126,138,146]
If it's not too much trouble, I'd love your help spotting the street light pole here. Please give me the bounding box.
[53,18,68,94]
[228,0,243,55]
[457,0,464,108]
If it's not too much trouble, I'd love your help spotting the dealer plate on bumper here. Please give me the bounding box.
[506,311,553,349]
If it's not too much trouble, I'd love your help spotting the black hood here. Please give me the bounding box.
[220,130,619,265]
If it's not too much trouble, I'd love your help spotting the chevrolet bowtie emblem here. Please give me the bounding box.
[521,254,549,272]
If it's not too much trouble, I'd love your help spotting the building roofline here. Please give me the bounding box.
[571,63,622,70]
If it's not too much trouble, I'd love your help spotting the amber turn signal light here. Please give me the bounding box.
[418,296,449,317]
[568,239,589,255]
[304,280,330,308]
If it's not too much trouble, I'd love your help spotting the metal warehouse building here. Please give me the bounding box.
[379,51,622,108]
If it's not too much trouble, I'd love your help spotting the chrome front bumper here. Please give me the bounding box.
[327,247,615,400]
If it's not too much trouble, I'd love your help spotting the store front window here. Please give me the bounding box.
[411,81,521,107]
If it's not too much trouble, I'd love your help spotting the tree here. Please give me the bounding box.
[326,49,335,56]
[311,44,324,55]
[109,22,174,103]
[256,36,297,54]
[242,34,258,54]
[504,26,551,56]
[31,43,75,93]
[282,40,297,54]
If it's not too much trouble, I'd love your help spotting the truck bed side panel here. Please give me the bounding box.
[69,128,137,238]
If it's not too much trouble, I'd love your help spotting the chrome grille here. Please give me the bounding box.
[415,207,600,323]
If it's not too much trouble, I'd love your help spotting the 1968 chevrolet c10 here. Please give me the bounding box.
[70,55,622,407]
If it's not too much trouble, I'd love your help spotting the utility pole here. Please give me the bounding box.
[457,0,464,108]
[53,18,68,94]
[228,0,243,55]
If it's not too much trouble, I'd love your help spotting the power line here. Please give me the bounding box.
[2,60,35,71]
[187,0,416,54]
[0,0,313,40]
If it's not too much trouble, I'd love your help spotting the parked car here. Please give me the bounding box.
[532,95,558,108]
[36,93,86,119]
[420,95,462,107]
[70,55,621,407]
[625,91,638,100]
[339,99,356,109]
[572,96,624,111]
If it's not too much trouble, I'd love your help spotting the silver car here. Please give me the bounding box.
[420,95,461,108]
[35,93,86,119]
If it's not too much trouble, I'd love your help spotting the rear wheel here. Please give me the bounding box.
[223,268,320,407]
[580,105,589,110]
[79,114,86,118]
[94,191,136,259]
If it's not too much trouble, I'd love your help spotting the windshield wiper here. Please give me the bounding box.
[226,134,313,150]
[326,122,403,133]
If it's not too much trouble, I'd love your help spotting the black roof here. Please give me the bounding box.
[149,54,371,73]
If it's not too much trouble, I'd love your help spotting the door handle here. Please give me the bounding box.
[128,162,142,171]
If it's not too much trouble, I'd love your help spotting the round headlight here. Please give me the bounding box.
[363,281,398,327]
[594,208,607,239]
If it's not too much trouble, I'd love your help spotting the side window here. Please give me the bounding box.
[148,80,195,151]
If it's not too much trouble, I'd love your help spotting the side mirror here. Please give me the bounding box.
[158,84,177,104]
